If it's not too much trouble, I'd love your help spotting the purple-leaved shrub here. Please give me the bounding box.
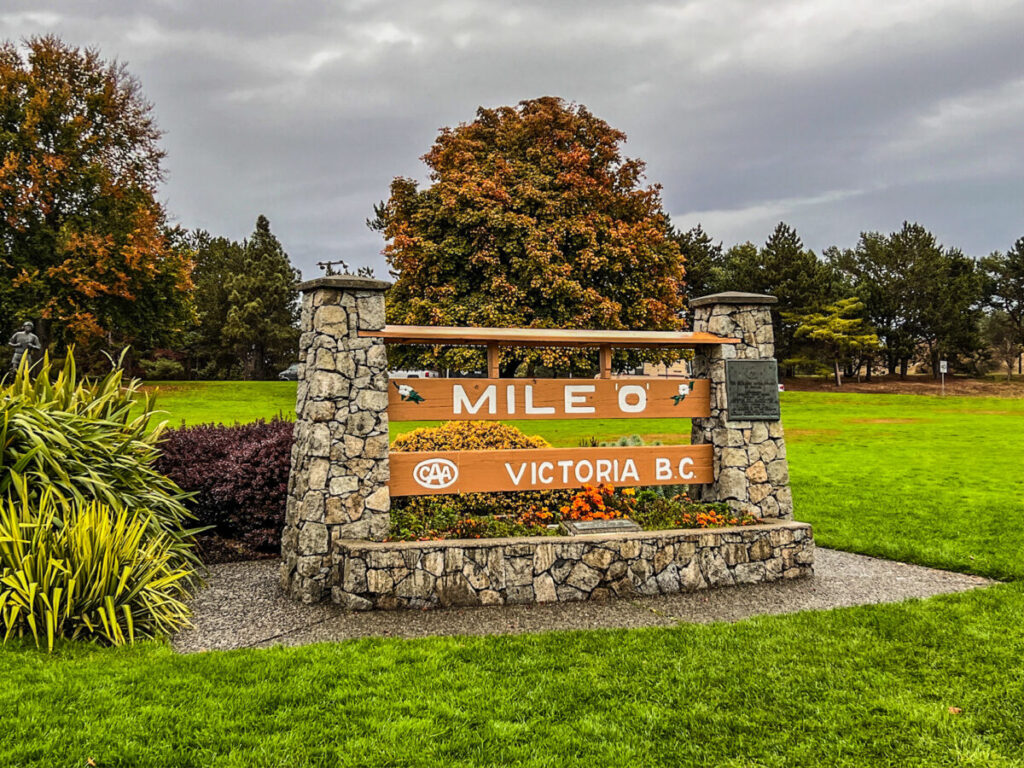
[156,420,293,559]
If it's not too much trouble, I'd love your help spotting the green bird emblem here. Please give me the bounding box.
[396,382,425,404]
[671,383,691,406]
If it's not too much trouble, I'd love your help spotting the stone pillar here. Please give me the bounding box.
[280,276,392,602]
[690,292,793,519]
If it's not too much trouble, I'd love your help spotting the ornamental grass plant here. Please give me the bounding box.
[0,488,194,650]
[0,352,196,568]
[0,351,198,647]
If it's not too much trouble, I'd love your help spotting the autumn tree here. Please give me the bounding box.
[0,36,192,356]
[369,97,686,375]
[221,215,300,379]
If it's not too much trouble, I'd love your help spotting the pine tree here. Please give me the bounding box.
[982,237,1024,374]
[722,223,838,370]
[671,225,725,311]
[182,230,246,378]
[834,223,984,378]
[222,216,300,379]
[788,298,880,386]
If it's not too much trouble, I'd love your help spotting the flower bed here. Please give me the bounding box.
[388,483,760,541]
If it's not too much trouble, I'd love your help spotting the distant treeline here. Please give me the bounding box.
[677,222,1024,382]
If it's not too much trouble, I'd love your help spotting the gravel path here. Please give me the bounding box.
[172,549,993,653]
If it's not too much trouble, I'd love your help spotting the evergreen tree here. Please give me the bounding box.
[183,230,246,378]
[787,298,879,386]
[829,231,914,376]
[912,244,983,376]
[832,223,983,378]
[222,216,300,379]
[981,237,1024,374]
[671,224,725,310]
[721,223,838,371]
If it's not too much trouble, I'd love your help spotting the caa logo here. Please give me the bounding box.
[413,458,458,489]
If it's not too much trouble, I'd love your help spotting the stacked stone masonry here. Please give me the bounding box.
[332,520,814,610]
[690,295,793,520]
[281,283,813,606]
[281,276,393,603]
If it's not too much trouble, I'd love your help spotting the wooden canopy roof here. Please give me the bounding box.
[358,325,739,349]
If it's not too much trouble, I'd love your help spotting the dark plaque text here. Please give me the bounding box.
[724,360,780,421]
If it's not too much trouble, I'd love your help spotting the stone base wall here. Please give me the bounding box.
[331,520,814,610]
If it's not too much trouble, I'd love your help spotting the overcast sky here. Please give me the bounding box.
[3,1,1023,278]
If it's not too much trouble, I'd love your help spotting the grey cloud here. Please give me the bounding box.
[2,0,1023,281]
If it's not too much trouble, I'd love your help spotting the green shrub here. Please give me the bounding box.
[0,351,196,567]
[0,489,194,650]
[391,420,549,451]
[139,358,185,380]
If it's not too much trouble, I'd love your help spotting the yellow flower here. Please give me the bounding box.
[622,488,636,496]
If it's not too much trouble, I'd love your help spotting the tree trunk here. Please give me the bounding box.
[37,317,52,354]
[900,358,908,380]
[833,358,842,387]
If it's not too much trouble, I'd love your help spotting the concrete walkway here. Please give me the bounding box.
[172,548,993,653]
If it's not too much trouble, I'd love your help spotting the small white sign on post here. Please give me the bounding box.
[939,360,948,374]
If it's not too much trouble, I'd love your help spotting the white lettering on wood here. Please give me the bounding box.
[564,385,596,414]
[655,457,671,480]
[617,384,647,414]
[506,463,527,486]
[524,385,556,415]
[454,384,497,415]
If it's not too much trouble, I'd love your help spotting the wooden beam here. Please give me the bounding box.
[487,342,500,379]
[599,345,612,379]
[359,325,740,348]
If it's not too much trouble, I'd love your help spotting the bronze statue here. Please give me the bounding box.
[8,321,41,374]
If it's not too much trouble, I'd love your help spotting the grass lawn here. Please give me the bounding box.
[3,584,1023,767]
[6,381,1019,766]
[145,381,298,427]
[149,382,1024,581]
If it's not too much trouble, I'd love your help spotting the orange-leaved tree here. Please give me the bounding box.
[369,97,686,375]
[0,36,192,356]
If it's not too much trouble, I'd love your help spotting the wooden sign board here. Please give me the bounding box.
[388,378,710,421]
[390,444,713,496]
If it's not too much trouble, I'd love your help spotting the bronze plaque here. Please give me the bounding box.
[725,360,780,421]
